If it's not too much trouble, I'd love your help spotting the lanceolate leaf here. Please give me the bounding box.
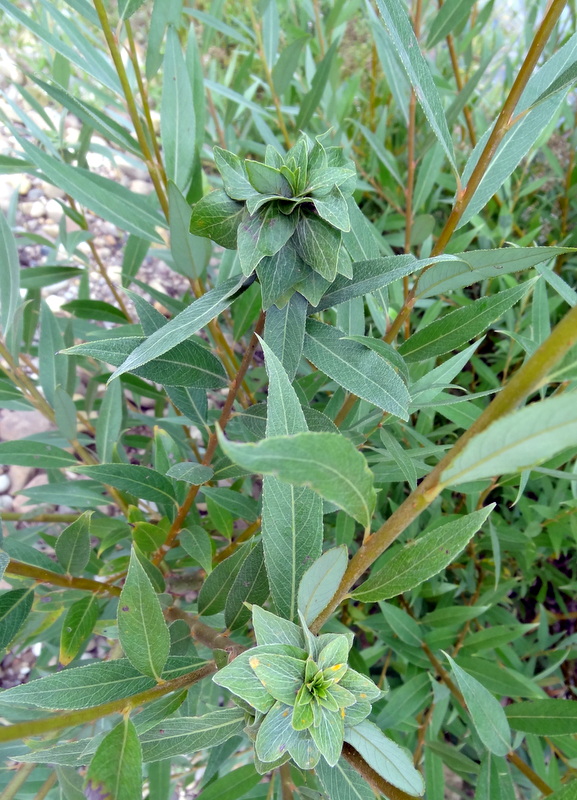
[304,319,410,419]
[224,541,270,630]
[504,700,577,735]
[139,708,246,762]
[344,720,425,795]
[55,510,93,575]
[162,28,196,191]
[110,276,244,379]
[263,293,307,380]
[0,588,34,652]
[118,548,170,680]
[316,757,375,800]
[353,506,494,601]
[399,281,536,362]
[262,474,323,622]
[0,440,77,468]
[458,33,577,228]
[426,0,476,48]
[440,393,577,486]
[72,464,177,506]
[218,430,376,528]
[444,653,511,756]
[95,378,123,464]
[15,136,165,242]
[197,543,251,616]
[0,657,200,709]
[298,546,348,625]
[0,210,20,337]
[59,595,101,666]
[85,718,142,800]
[415,247,576,298]
[65,336,228,389]
[375,0,457,172]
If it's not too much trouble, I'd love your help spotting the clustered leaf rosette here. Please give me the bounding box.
[189,133,357,308]
[213,605,382,773]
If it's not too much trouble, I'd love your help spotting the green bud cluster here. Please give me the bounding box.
[213,605,381,773]
[189,133,357,308]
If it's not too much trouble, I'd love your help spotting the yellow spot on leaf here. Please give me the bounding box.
[282,710,289,717]
[360,693,367,698]
[341,708,345,718]
[331,664,343,671]
[249,657,260,669]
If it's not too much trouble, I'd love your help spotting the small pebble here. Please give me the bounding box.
[0,473,11,493]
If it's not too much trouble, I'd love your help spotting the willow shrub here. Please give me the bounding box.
[0,0,577,798]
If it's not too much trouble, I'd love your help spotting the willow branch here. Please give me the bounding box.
[2,663,215,744]
[312,302,577,631]
[153,312,266,563]
[6,560,122,597]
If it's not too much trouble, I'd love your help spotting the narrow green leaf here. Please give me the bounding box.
[304,319,410,419]
[400,281,535,362]
[298,546,348,626]
[426,0,475,47]
[55,510,93,575]
[196,764,261,800]
[66,335,228,389]
[375,0,456,171]
[314,254,418,309]
[0,440,77,468]
[15,136,164,242]
[344,720,425,795]
[85,718,142,800]
[167,463,214,485]
[259,337,323,619]
[416,246,576,298]
[272,36,308,95]
[121,235,149,287]
[109,276,244,379]
[0,657,200,709]
[118,547,170,680]
[118,0,146,20]
[504,700,577,735]
[180,526,213,574]
[440,393,577,486]
[316,757,375,800]
[139,708,246,762]
[203,487,259,522]
[296,41,339,129]
[262,293,307,381]
[59,595,101,666]
[30,76,140,155]
[19,265,84,290]
[458,34,577,228]
[444,653,511,756]
[353,507,494,601]
[72,464,177,506]
[225,541,270,630]
[197,543,251,616]
[218,430,376,528]
[168,181,211,279]
[162,28,196,191]
[95,379,123,464]
[0,210,20,337]
[0,588,34,652]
